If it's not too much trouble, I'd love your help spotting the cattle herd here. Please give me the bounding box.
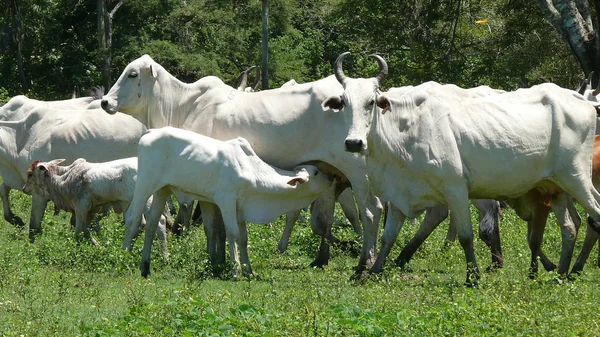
[2,52,600,285]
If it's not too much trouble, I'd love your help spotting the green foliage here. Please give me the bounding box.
[0,0,585,99]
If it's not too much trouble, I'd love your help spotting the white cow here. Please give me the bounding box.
[0,107,146,241]
[124,127,333,278]
[0,94,102,226]
[100,54,383,275]
[325,52,600,284]
[23,158,169,256]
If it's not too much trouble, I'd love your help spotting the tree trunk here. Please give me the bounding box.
[261,0,269,90]
[97,0,123,90]
[536,0,600,83]
[10,0,27,92]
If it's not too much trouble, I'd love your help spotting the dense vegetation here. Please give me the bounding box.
[0,0,584,102]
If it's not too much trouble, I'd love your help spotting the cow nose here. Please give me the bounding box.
[100,99,108,109]
[345,138,364,153]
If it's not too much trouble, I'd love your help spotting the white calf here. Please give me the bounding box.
[124,127,334,278]
[23,158,169,255]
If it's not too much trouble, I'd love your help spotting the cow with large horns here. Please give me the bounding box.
[328,60,600,284]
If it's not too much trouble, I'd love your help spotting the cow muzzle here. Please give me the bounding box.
[100,98,118,114]
[344,138,366,153]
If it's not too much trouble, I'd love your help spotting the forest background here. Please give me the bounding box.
[0,0,594,102]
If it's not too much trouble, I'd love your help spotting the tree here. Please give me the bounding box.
[536,0,600,80]
[98,0,124,90]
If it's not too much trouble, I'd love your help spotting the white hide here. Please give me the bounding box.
[102,54,383,272]
[124,127,333,278]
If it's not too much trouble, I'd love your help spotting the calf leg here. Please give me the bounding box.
[338,189,361,235]
[29,195,49,242]
[0,183,24,227]
[570,224,599,274]
[238,221,252,276]
[370,203,406,273]
[278,209,301,253]
[215,200,244,279]
[394,205,447,270]
[140,187,170,278]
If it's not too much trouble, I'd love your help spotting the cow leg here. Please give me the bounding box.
[29,195,49,242]
[527,194,552,278]
[447,187,479,286]
[191,201,203,224]
[370,203,406,273]
[352,183,383,274]
[472,199,503,269]
[338,189,361,236]
[394,205,447,270]
[278,209,301,253]
[527,220,556,272]
[171,202,193,236]
[200,202,227,272]
[140,187,170,278]
[571,224,599,274]
[0,183,24,227]
[445,220,457,246]
[310,192,337,268]
[549,193,577,278]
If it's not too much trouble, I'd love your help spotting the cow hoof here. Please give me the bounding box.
[309,259,328,268]
[141,261,151,278]
[542,261,557,272]
[8,215,25,228]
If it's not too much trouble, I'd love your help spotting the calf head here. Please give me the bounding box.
[101,54,159,118]
[288,165,334,195]
[322,52,388,154]
[23,159,65,195]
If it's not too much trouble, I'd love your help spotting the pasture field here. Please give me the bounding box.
[1,187,600,336]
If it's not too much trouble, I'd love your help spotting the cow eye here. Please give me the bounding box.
[368,99,375,106]
[128,71,138,78]
[315,171,319,176]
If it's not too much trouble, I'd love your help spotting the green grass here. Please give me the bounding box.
[1,186,600,336]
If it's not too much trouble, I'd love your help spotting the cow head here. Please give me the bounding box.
[23,159,65,195]
[101,54,159,118]
[322,52,388,154]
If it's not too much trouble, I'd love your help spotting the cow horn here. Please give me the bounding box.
[251,66,262,91]
[334,52,351,85]
[577,78,587,95]
[368,54,388,85]
[234,70,249,91]
[587,70,595,85]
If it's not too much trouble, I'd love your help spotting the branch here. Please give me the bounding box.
[109,0,124,19]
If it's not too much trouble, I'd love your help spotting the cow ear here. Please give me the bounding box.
[150,64,158,78]
[376,95,391,114]
[322,96,345,112]
[287,176,308,187]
